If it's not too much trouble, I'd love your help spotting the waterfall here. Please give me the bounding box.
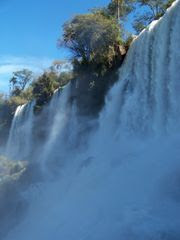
[3,1,180,240]
[6,101,35,160]
[102,0,180,136]
[40,85,72,173]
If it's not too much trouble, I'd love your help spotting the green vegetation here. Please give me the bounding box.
[0,66,72,142]
[0,1,176,236]
[0,94,14,145]
[104,0,135,21]
[58,2,135,115]
[32,67,74,113]
[7,65,73,113]
[60,13,122,71]
[10,69,33,97]
[32,72,59,113]
[7,69,34,109]
[133,0,176,33]
[0,0,175,132]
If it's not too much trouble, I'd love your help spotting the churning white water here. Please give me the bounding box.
[4,1,180,239]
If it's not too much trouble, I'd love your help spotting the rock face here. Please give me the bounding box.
[119,45,127,56]
[0,156,27,239]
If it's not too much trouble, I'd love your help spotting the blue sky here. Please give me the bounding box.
[0,0,112,93]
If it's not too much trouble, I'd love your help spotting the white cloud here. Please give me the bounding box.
[0,55,53,93]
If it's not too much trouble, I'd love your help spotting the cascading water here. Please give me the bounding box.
[3,1,180,239]
[40,85,73,173]
[6,101,35,160]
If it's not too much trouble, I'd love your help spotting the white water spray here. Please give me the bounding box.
[4,1,180,239]
[6,101,35,160]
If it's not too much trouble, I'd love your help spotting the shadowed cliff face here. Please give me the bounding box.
[2,1,180,239]
[70,65,121,116]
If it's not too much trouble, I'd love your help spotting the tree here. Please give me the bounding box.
[59,12,122,68]
[106,0,135,22]
[9,69,33,96]
[163,0,176,9]
[138,0,165,18]
[32,72,59,112]
[133,0,175,33]
[0,94,13,144]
